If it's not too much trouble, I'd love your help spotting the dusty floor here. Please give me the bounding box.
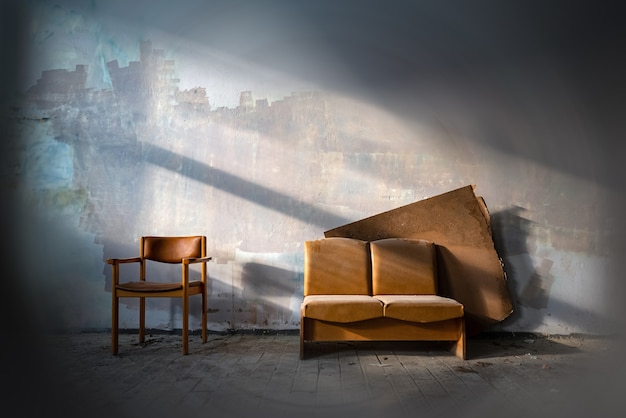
[5,331,625,418]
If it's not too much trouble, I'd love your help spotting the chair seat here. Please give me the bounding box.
[116,280,202,292]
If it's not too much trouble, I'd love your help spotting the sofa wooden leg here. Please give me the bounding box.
[452,340,465,360]
[300,317,305,359]
[451,320,466,360]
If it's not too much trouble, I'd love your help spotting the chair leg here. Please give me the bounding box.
[139,297,146,343]
[182,296,189,355]
[112,293,119,355]
[202,291,207,344]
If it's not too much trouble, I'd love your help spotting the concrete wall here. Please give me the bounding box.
[3,0,625,336]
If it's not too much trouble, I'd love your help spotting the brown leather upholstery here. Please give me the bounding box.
[116,280,202,292]
[371,238,437,295]
[304,237,371,296]
[301,295,383,322]
[375,295,464,322]
[142,235,204,263]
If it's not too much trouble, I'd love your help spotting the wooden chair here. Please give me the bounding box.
[108,236,211,355]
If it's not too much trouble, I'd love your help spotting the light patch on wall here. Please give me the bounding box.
[502,251,616,335]
[19,119,74,190]
[232,249,303,329]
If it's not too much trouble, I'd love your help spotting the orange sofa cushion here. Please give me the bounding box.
[375,295,464,322]
[371,238,437,295]
[301,295,383,322]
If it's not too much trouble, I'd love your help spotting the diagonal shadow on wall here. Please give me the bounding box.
[142,141,349,229]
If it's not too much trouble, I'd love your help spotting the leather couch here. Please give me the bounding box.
[300,236,466,359]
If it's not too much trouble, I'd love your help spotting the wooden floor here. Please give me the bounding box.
[8,331,624,418]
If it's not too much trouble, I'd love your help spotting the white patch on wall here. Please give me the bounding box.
[21,127,74,189]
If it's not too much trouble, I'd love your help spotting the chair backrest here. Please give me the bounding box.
[304,237,371,296]
[370,238,437,295]
[141,236,205,263]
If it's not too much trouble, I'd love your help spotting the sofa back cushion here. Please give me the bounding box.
[370,238,437,295]
[304,237,371,296]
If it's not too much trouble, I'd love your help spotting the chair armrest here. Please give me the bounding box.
[106,257,142,265]
[182,256,212,265]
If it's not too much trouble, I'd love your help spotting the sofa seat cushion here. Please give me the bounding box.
[301,295,383,322]
[375,295,464,322]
